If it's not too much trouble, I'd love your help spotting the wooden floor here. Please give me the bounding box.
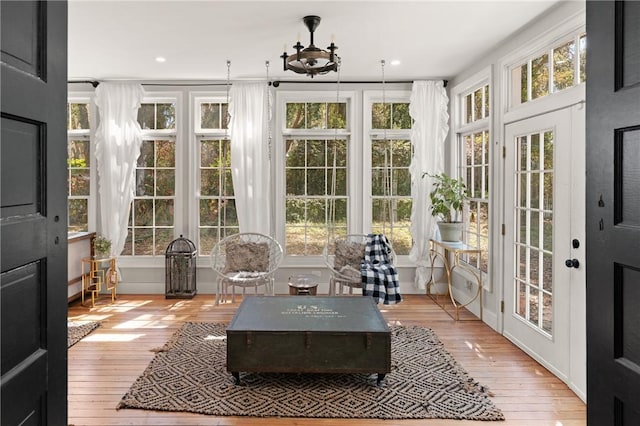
[68,294,586,426]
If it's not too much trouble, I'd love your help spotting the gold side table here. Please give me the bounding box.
[426,239,483,321]
[81,256,118,307]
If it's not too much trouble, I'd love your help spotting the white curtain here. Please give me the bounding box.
[408,80,449,290]
[94,82,144,256]
[229,81,271,234]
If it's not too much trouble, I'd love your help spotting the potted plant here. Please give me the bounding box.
[93,235,111,259]
[423,172,469,242]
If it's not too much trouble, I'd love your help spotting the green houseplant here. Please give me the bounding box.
[423,172,469,242]
[93,235,112,258]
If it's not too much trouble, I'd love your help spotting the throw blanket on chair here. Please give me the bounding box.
[361,234,402,305]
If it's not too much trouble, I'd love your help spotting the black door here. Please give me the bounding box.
[586,1,640,424]
[1,1,68,425]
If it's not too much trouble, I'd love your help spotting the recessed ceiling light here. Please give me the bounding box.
[390,60,401,66]
[155,56,166,63]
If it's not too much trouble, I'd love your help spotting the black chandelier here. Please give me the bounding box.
[280,15,339,78]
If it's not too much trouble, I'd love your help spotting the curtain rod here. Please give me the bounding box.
[68,79,448,88]
[270,79,448,87]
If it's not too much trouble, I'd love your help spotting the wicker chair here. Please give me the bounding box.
[210,232,283,305]
[323,234,397,296]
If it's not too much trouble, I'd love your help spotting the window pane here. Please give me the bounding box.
[553,40,575,92]
[70,169,90,196]
[307,102,326,129]
[138,104,155,129]
[372,103,390,129]
[68,103,90,130]
[134,228,153,255]
[579,35,587,83]
[156,140,175,167]
[465,93,472,123]
[306,169,326,195]
[392,140,412,166]
[531,53,549,100]
[473,88,483,121]
[200,169,220,196]
[286,169,305,195]
[135,169,154,196]
[68,199,88,232]
[156,103,176,129]
[155,228,174,255]
[138,140,155,167]
[156,170,175,196]
[286,103,305,128]
[155,199,174,226]
[391,103,411,129]
[134,199,153,226]
[393,169,411,196]
[201,103,220,129]
[483,85,490,118]
[521,64,528,103]
[200,199,220,226]
[327,103,347,129]
[199,228,218,255]
[306,140,326,167]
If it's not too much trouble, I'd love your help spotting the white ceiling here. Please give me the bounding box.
[68,0,561,82]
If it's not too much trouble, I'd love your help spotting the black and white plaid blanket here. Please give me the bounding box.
[361,234,402,305]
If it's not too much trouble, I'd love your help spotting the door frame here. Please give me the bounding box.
[500,103,586,401]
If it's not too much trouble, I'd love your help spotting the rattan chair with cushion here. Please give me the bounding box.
[210,232,283,305]
[323,233,397,296]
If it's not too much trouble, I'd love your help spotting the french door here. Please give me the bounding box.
[503,106,586,397]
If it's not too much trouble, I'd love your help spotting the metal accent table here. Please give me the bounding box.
[426,239,483,321]
[81,256,118,307]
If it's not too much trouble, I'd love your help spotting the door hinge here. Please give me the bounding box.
[500,300,505,313]
[501,224,505,235]
[502,146,506,158]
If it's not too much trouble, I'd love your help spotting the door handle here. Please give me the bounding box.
[565,258,580,268]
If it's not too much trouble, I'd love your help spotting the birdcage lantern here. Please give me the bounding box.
[165,235,197,299]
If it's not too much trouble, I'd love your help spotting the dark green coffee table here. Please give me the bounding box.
[226,296,391,385]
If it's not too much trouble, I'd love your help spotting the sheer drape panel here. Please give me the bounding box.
[408,81,449,289]
[94,83,144,256]
[229,82,271,234]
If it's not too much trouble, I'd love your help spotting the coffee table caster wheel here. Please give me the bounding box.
[376,373,386,386]
[231,372,240,384]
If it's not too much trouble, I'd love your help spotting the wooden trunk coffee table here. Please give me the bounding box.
[226,296,391,385]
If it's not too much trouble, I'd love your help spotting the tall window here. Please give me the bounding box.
[122,101,176,256]
[283,101,348,256]
[511,33,586,107]
[370,102,412,255]
[67,102,91,232]
[459,84,491,273]
[197,98,236,255]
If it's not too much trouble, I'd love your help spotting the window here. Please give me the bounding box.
[369,102,413,255]
[122,101,176,256]
[196,98,237,255]
[457,81,491,273]
[511,33,586,107]
[67,102,91,232]
[283,101,348,256]
[460,130,490,272]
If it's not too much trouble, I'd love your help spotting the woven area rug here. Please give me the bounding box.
[68,321,100,348]
[117,322,503,420]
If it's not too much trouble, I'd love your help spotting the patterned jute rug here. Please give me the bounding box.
[117,322,504,420]
[68,321,101,348]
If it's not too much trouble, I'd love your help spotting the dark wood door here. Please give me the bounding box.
[586,1,640,424]
[1,1,68,425]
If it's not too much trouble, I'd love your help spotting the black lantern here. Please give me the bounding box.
[280,15,339,78]
[165,235,197,299]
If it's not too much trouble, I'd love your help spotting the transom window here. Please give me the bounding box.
[511,33,586,107]
[67,102,91,232]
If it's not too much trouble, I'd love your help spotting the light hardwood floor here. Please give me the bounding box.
[68,294,586,426]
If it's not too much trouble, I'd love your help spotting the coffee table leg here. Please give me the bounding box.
[230,372,240,384]
[376,373,386,386]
